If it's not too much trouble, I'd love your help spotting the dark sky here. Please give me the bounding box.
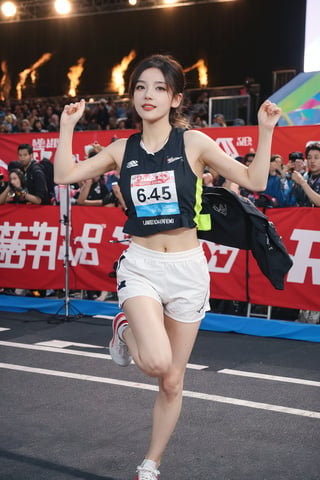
[0,0,306,100]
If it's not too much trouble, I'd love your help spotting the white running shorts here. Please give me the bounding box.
[116,242,210,323]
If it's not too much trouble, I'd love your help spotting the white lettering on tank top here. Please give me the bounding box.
[131,170,180,218]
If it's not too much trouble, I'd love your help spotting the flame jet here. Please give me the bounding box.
[16,53,52,99]
[184,59,208,88]
[111,50,136,95]
[67,57,86,97]
[0,60,11,101]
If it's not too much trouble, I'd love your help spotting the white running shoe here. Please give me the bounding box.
[109,312,132,366]
[135,459,160,480]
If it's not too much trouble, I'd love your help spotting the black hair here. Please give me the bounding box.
[305,142,320,158]
[289,151,304,161]
[8,160,23,172]
[128,54,188,128]
[18,143,33,154]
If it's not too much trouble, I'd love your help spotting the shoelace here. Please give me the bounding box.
[136,465,160,480]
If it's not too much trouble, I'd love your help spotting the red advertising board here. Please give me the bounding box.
[1,124,320,169]
[0,205,319,311]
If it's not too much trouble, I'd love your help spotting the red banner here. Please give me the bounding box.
[246,208,320,311]
[1,125,320,169]
[0,130,133,167]
[0,205,128,292]
[0,205,319,311]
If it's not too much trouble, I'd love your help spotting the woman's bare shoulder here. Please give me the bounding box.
[183,129,217,159]
[184,128,214,146]
[107,137,128,153]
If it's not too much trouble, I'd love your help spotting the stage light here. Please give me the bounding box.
[54,0,71,16]
[1,1,17,18]
[0,0,239,24]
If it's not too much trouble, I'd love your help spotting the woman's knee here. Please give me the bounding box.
[139,349,172,378]
[160,370,184,400]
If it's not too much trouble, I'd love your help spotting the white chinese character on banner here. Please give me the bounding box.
[0,221,28,268]
[28,221,58,269]
[58,223,104,266]
[46,138,59,149]
[32,138,46,150]
[0,221,58,270]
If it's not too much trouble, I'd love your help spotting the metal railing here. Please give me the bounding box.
[208,94,251,126]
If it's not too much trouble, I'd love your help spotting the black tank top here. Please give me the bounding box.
[119,128,203,236]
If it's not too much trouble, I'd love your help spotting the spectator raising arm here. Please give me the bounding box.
[291,171,320,207]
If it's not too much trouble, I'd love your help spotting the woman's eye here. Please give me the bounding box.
[136,84,144,90]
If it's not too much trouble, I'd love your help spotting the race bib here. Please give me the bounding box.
[131,171,180,218]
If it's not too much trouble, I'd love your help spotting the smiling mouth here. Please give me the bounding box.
[142,104,155,110]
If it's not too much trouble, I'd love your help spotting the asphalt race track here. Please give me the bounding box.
[1,310,319,480]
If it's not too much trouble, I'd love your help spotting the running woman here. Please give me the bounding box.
[54,54,281,480]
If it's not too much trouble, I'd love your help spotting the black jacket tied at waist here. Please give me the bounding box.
[197,186,293,290]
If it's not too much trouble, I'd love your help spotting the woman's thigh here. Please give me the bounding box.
[122,296,201,376]
[123,296,172,366]
[164,314,201,374]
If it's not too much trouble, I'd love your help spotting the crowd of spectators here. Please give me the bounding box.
[0,96,131,133]
[0,91,242,134]
[206,144,320,209]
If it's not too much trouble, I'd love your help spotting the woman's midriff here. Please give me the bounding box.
[131,227,200,253]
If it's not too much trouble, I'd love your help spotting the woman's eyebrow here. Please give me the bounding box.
[137,80,167,85]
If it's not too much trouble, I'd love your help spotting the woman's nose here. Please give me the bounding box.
[144,88,152,99]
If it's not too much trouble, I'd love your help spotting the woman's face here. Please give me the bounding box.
[9,172,22,189]
[133,68,181,122]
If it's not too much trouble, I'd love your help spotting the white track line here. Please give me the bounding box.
[0,340,208,370]
[219,369,320,387]
[1,362,319,419]
[36,340,103,349]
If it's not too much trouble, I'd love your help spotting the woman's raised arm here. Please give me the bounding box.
[54,99,118,185]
